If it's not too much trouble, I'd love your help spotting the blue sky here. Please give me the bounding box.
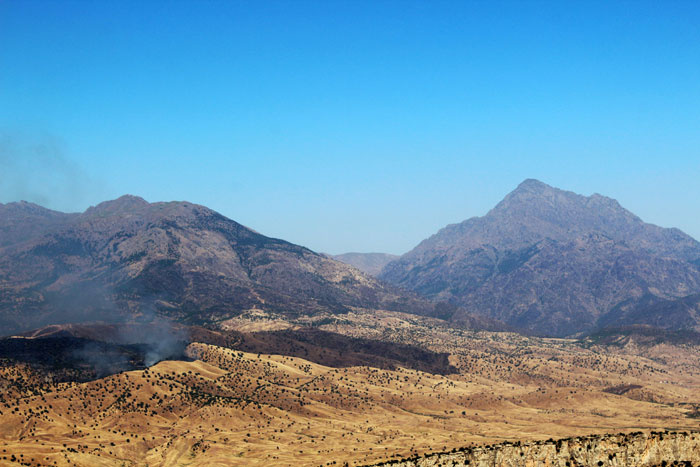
[1,1,699,254]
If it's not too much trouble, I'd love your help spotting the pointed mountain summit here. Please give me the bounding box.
[380,180,700,336]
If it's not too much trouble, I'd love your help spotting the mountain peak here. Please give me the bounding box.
[515,178,551,191]
[381,181,700,336]
[490,179,571,218]
[84,195,149,216]
[505,179,564,201]
[0,200,59,214]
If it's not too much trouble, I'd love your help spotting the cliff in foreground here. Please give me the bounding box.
[367,431,700,467]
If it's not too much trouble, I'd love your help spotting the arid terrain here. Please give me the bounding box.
[2,308,700,466]
[2,186,700,465]
[4,0,700,463]
[367,431,700,466]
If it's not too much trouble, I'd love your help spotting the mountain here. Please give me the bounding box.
[0,196,438,335]
[0,201,77,248]
[597,292,700,333]
[332,252,399,276]
[379,179,700,336]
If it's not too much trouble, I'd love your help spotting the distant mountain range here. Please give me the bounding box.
[3,180,699,338]
[0,196,444,335]
[380,179,700,336]
[331,252,398,276]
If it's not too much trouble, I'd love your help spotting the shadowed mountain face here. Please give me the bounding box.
[332,252,399,276]
[597,293,700,332]
[0,196,438,335]
[380,179,700,336]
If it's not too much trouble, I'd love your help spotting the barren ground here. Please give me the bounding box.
[2,309,700,466]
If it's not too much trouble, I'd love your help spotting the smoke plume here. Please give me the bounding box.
[71,342,132,378]
[120,309,189,367]
[0,129,101,210]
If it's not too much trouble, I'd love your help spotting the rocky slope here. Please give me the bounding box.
[598,293,700,332]
[367,431,700,467]
[332,252,399,276]
[380,179,700,336]
[0,200,77,248]
[0,196,436,335]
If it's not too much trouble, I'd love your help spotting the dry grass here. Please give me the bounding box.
[2,310,700,466]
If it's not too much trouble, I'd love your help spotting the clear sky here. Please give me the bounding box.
[1,1,699,255]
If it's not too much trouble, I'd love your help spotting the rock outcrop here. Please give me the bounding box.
[367,431,700,467]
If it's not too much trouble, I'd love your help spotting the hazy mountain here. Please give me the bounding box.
[332,252,399,276]
[0,196,440,335]
[0,201,78,248]
[380,179,700,336]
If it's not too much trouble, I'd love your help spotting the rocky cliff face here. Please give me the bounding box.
[380,180,700,336]
[368,431,700,467]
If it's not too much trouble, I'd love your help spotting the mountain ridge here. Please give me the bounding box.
[0,195,449,335]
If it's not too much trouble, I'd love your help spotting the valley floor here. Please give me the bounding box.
[2,309,700,466]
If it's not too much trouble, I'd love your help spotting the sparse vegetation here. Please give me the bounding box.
[1,311,700,465]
